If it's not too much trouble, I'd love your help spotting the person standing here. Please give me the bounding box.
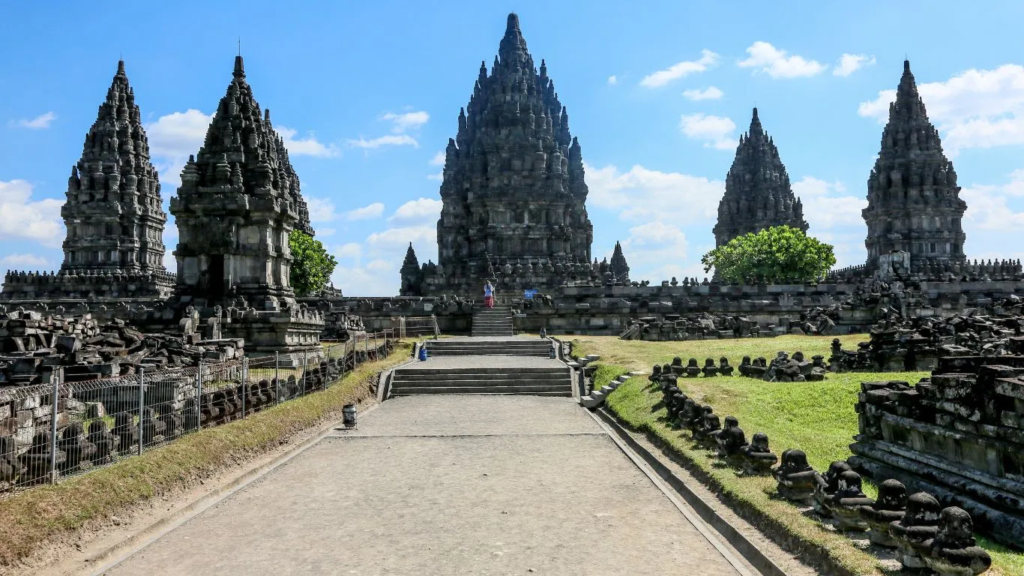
[484,281,494,308]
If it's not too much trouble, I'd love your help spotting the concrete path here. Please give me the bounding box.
[103,396,747,576]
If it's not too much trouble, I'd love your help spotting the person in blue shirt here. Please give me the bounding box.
[484,281,494,308]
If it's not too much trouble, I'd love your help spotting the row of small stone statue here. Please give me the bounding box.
[653,367,992,575]
[0,409,188,486]
[655,351,827,382]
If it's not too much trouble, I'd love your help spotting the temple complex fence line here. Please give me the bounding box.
[0,330,395,495]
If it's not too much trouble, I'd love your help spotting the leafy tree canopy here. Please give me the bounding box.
[701,225,836,285]
[289,230,338,296]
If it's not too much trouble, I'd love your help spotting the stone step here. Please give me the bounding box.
[393,373,568,383]
[426,351,549,357]
[391,386,571,396]
[395,366,568,376]
[392,380,568,390]
[426,343,546,350]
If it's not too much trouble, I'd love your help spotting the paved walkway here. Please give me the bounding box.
[104,396,746,576]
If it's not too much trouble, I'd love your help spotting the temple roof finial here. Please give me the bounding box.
[506,12,520,33]
[233,55,245,79]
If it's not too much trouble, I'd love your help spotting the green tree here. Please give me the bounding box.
[701,225,836,284]
[289,230,338,296]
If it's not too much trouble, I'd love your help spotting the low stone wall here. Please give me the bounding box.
[320,279,1024,336]
[849,352,1024,547]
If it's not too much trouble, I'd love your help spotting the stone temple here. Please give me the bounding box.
[170,55,309,308]
[401,13,594,296]
[158,55,323,352]
[1,60,174,300]
[862,60,967,271]
[713,108,807,247]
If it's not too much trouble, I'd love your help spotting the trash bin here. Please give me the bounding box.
[419,346,429,361]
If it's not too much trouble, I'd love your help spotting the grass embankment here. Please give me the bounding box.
[0,341,413,569]
[572,335,1023,576]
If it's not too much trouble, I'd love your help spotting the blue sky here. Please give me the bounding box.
[3,1,1024,295]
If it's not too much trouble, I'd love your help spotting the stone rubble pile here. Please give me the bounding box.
[648,362,994,574]
[620,313,767,341]
[0,310,243,387]
[829,307,1024,373]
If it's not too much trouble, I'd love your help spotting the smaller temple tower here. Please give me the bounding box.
[1,60,174,301]
[610,241,630,282]
[171,56,301,309]
[713,108,807,247]
[862,60,967,269]
[399,243,422,296]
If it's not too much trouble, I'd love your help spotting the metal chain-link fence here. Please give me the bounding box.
[0,330,395,494]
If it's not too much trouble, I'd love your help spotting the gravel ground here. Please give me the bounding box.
[103,396,744,576]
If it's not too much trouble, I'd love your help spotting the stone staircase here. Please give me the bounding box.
[390,366,572,396]
[471,305,514,336]
[425,338,552,357]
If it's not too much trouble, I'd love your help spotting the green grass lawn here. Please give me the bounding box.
[572,334,1024,576]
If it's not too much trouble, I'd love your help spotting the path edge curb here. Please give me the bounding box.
[593,407,789,576]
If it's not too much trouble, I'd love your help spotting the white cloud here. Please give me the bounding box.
[346,134,419,149]
[679,113,736,150]
[145,109,213,186]
[330,261,397,297]
[306,197,339,222]
[381,111,429,133]
[366,225,435,249]
[858,64,1024,155]
[346,202,385,221]
[833,54,875,77]
[683,87,723,101]
[389,198,442,224]
[163,250,176,273]
[585,162,724,224]
[0,254,50,268]
[426,172,443,181]
[0,180,63,248]
[792,177,868,228]
[962,171,1024,231]
[10,111,57,129]
[336,242,362,259]
[429,151,446,166]
[640,50,719,88]
[738,42,827,78]
[607,75,618,86]
[275,126,340,158]
[318,227,337,237]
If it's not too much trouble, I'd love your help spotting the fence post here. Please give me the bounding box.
[241,357,248,418]
[302,350,308,397]
[49,371,60,484]
[275,352,280,405]
[196,361,204,429]
[138,368,145,455]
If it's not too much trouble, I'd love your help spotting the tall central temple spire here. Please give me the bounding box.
[414,12,593,295]
[862,60,967,269]
[713,108,807,247]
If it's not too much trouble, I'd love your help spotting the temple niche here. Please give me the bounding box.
[409,13,595,296]
[1,60,174,301]
[713,108,807,248]
[862,60,967,271]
